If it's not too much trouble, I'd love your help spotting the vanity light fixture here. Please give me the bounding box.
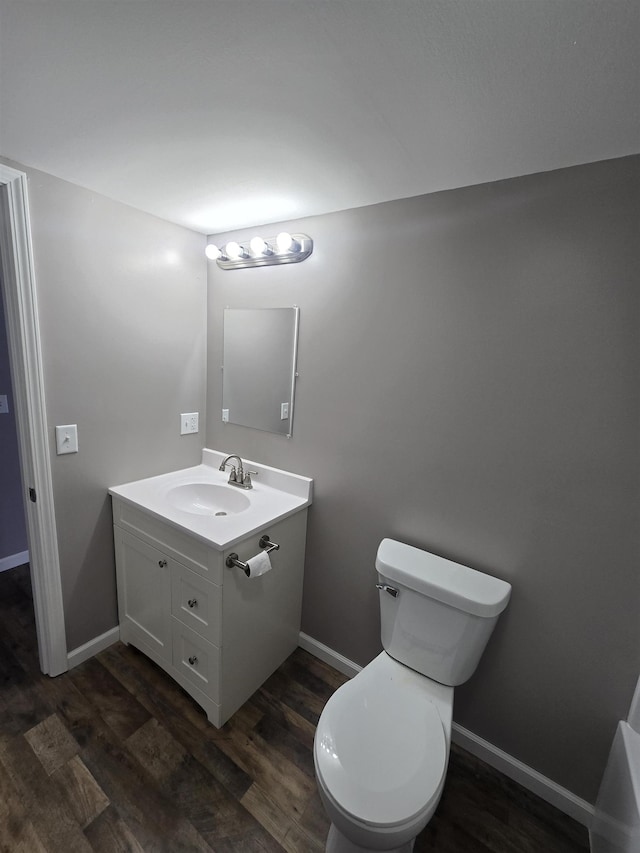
[205,232,313,270]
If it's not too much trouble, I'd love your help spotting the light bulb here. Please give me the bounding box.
[250,236,272,256]
[205,243,221,260]
[225,241,248,260]
[276,232,300,254]
[276,232,292,252]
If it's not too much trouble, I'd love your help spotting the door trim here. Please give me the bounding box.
[0,163,67,675]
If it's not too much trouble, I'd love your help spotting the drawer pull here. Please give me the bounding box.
[187,598,198,608]
[188,655,198,666]
[158,559,167,568]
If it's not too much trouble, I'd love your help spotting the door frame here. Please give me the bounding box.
[0,163,67,676]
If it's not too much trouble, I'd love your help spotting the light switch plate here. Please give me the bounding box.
[0,395,8,414]
[222,408,229,423]
[55,424,78,455]
[280,402,289,420]
[180,412,199,434]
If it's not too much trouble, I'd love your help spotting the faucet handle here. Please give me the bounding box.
[242,470,258,487]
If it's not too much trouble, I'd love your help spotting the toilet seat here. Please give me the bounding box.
[314,656,448,829]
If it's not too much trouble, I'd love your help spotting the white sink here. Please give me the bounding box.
[166,483,251,516]
[108,449,313,550]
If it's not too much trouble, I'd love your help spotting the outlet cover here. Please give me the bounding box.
[180,412,199,435]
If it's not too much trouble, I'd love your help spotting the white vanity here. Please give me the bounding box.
[109,449,312,727]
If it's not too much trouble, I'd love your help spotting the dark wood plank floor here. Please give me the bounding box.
[0,564,589,852]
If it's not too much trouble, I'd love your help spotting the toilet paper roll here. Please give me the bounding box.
[245,551,273,578]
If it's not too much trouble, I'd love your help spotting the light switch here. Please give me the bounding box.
[280,402,289,420]
[222,408,229,423]
[0,395,8,414]
[55,424,78,455]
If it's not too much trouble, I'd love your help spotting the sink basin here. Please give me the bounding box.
[109,450,313,549]
[166,483,251,516]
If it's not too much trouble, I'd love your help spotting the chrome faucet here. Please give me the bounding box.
[218,454,256,489]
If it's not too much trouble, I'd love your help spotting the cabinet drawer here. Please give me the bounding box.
[171,564,222,646]
[171,619,220,702]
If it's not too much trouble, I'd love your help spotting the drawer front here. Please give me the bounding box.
[171,619,220,702]
[171,564,222,646]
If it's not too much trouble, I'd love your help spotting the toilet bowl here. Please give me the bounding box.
[591,675,640,853]
[314,652,453,853]
[314,538,511,852]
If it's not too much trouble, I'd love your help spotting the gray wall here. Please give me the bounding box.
[207,155,640,804]
[0,281,27,561]
[1,158,207,651]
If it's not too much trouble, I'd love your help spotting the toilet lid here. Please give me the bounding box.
[314,676,447,828]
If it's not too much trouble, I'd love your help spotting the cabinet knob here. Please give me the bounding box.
[158,559,167,568]
[187,598,198,608]
[188,655,198,666]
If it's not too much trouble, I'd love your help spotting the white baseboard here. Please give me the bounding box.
[0,550,29,573]
[451,722,594,827]
[299,632,362,679]
[298,632,594,828]
[67,626,120,670]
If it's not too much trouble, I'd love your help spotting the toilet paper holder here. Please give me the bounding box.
[226,533,280,576]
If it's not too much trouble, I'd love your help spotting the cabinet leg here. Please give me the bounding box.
[206,708,222,728]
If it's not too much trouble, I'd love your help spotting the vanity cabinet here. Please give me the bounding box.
[112,498,308,727]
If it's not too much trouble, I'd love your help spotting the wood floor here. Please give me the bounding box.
[0,564,590,853]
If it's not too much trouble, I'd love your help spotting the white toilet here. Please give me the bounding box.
[313,538,512,853]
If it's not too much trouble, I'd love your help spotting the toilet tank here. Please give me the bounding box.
[376,539,511,686]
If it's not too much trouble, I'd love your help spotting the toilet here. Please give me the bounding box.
[313,538,512,853]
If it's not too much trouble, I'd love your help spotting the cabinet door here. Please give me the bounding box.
[114,527,172,662]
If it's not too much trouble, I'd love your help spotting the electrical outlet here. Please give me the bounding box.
[222,409,229,422]
[180,412,199,435]
[280,402,289,420]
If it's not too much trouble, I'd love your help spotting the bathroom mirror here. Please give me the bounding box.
[222,307,300,436]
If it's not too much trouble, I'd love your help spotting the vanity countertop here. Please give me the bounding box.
[109,449,313,550]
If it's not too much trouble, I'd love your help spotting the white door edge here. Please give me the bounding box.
[0,163,67,676]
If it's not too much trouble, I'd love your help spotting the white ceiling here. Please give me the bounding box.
[1,1,638,235]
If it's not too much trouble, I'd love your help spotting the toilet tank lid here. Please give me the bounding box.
[376,539,511,618]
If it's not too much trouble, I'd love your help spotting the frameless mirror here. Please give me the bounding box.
[222,307,300,436]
